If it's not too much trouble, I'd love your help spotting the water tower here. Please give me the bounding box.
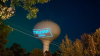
[33,20,61,54]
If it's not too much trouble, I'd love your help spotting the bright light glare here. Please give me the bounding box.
[33,28,53,38]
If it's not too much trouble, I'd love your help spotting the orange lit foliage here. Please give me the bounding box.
[60,28,100,56]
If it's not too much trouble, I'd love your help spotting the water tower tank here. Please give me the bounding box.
[33,20,61,53]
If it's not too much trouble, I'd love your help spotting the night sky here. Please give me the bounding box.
[3,0,100,54]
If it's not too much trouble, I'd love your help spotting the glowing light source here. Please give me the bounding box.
[33,28,53,38]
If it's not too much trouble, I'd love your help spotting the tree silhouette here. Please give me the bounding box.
[44,51,52,56]
[52,50,61,56]
[29,48,43,56]
[6,48,15,56]
[10,43,27,56]
[0,19,13,56]
[0,0,50,20]
[25,52,31,56]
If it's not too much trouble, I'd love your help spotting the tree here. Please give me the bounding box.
[6,48,15,56]
[0,1,15,20]
[60,28,100,56]
[0,0,50,20]
[81,28,100,56]
[73,39,84,56]
[19,48,27,56]
[10,43,27,56]
[29,48,43,56]
[52,50,61,56]
[81,33,93,56]
[25,52,31,56]
[59,35,84,56]
[44,51,52,56]
[93,28,100,56]
[59,35,75,56]
[0,19,13,56]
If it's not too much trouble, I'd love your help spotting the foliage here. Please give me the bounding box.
[0,19,12,47]
[25,52,31,56]
[73,39,83,56]
[29,48,43,56]
[0,19,12,37]
[0,19,13,56]
[60,28,100,56]
[59,35,76,56]
[52,50,61,56]
[0,4,15,20]
[81,28,100,56]
[10,43,27,56]
[0,0,50,20]
[59,35,84,56]
[44,51,52,56]
[6,48,15,56]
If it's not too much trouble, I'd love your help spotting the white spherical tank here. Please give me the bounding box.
[33,20,61,53]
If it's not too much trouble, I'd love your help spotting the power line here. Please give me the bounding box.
[5,21,60,46]
[5,21,72,54]
[6,21,32,34]
[10,26,60,47]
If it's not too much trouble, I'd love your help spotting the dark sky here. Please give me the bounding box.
[4,0,100,54]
